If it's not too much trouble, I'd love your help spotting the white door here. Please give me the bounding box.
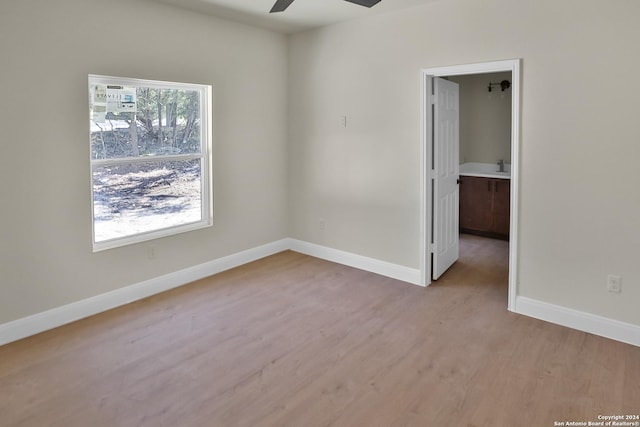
[432,77,460,280]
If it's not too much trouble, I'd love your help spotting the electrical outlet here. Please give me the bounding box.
[319,218,326,230]
[607,274,622,293]
[339,115,347,128]
[148,246,157,260]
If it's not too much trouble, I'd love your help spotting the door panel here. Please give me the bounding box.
[459,176,492,232]
[432,78,460,280]
[492,179,511,236]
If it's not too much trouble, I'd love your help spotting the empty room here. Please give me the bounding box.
[0,0,639,426]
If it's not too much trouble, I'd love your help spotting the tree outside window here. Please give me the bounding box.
[89,75,212,251]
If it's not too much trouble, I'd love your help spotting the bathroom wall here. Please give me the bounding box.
[450,72,512,165]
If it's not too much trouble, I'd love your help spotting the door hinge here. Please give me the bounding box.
[430,243,436,253]
[430,169,436,179]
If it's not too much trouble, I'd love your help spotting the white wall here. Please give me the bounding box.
[1,0,639,334]
[449,72,512,165]
[0,0,289,324]
[288,0,640,326]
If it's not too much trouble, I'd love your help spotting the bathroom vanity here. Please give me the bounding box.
[459,163,510,240]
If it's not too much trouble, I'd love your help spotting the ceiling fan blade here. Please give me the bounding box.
[270,0,296,13]
[343,0,382,7]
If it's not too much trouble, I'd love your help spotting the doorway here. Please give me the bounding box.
[420,59,520,312]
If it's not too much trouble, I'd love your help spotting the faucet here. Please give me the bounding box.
[497,159,505,173]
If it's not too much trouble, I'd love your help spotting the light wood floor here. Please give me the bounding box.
[1,235,639,426]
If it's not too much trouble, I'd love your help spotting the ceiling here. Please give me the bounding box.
[151,0,442,33]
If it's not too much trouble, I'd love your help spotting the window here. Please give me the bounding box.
[89,75,212,251]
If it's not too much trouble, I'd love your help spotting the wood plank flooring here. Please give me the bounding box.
[1,235,639,426]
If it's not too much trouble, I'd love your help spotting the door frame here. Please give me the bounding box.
[420,59,520,311]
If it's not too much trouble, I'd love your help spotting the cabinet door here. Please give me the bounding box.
[492,179,510,237]
[459,176,492,232]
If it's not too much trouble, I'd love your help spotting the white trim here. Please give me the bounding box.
[421,59,521,311]
[515,297,640,348]
[3,237,639,349]
[288,239,422,286]
[0,239,289,346]
[0,238,421,346]
[419,73,433,287]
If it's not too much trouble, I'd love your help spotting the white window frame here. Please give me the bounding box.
[89,75,213,252]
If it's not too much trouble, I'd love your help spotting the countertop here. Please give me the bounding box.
[459,162,511,179]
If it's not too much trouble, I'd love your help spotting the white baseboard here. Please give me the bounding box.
[515,296,640,347]
[0,239,290,346]
[6,239,637,349]
[0,238,419,346]
[287,238,422,286]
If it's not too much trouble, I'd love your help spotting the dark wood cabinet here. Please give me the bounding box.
[459,176,510,240]
[491,178,510,237]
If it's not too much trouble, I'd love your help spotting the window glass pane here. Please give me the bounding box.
[93,159,202,243]
[90,86,201,160]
